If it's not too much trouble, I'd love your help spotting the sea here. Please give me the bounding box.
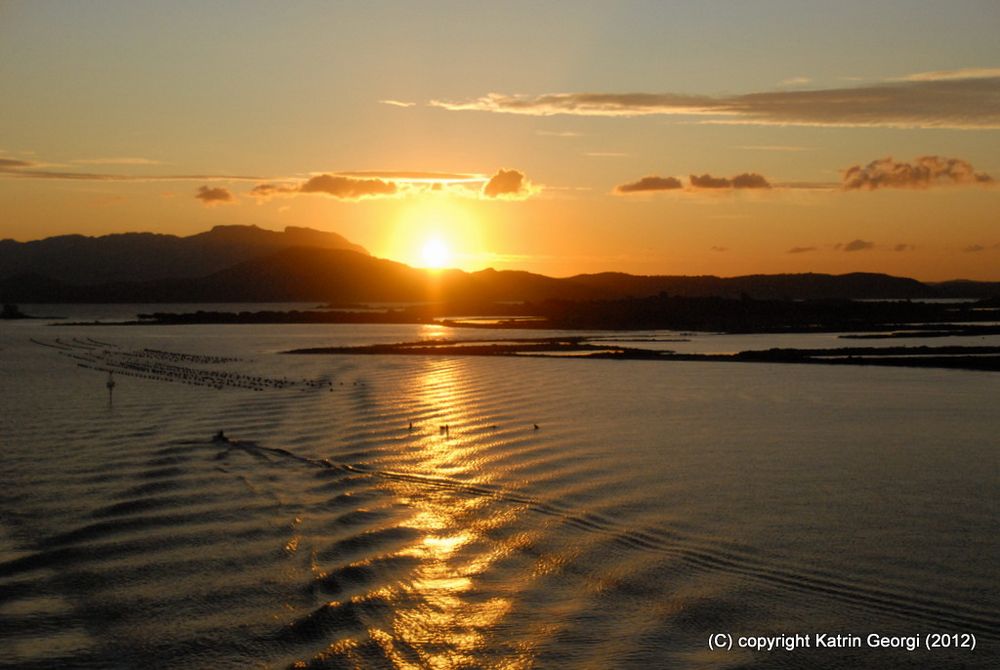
[1,304,997,669]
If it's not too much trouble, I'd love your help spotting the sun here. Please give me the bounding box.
[420,237,452,269]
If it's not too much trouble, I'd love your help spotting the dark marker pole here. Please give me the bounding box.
[106,371,116,406]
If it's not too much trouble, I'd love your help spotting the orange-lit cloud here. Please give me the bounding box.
[690,173,771,189]
[842,156,993,190]
[336,170,482,182]
[249,170,496,202]
[615,175,682,193]
[430,71,1000,129]
[379,99,416,108]
[482,168,533,199]
[788,246,817,254]
[195,185,234,206]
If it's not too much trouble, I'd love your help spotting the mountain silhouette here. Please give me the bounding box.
[2,226,998,303]
[0,225,367,285]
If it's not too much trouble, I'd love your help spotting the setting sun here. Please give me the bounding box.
[420,237,452,269]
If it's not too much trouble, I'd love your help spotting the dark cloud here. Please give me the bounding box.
[894,243,915,252]
[963,244,986,253]
[250,174,401,200]
[690,172,771,189]
[843,156,993,190]
[430,72,1000,129]
[839,239,875,252]
[300,174,397,198]
[787,246,817,254]
[249,183,297,199]
[615,175,683,193]
[482,168,531,198]
[710,246,728,252]
[0,158,34,168]
[195,186,234,205]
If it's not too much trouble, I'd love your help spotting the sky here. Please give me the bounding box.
[1,0,998,280]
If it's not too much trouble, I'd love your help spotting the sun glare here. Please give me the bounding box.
[421,237,452,269]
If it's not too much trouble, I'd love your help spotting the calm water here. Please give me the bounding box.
[1,309,998,669]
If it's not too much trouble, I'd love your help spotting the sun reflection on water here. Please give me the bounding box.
[384,360,530,668]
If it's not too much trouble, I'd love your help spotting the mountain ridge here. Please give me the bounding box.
[2,227,999,303]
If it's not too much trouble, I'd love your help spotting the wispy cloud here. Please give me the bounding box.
[0,158,34,168]
[899,67,1000,82]
[778,76,811,87]
[735,145,812,152]
[379,99,416,108]
[535,130,583,137]
[0,158,262,182]
[71,157,163,165]
[787,246,817,254]
[335,170,483,183]
[842,156,993,190]
[195,186,234,206]
[430,70,1000,129]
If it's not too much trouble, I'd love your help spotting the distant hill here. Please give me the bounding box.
[2,227,998,304]
[0,225,368,285]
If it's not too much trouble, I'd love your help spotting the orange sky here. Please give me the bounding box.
[1,2,998,280]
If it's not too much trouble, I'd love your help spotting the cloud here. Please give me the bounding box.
[839,239,875,252]
[778,76,812,86]
[615,175,683,193]
[482,168,533,198]
[894,243,915,252]
[336,170,482,183]
[0,158,34,168]
[430,71,1000,129]
[584,152,629,157]
[195,186,234,206]
[710,246,728,252]
[963,244,986,253]
[842,156,993,190]
[249,183,298,200]
[379,99,416,108]
[787,246,817,254]
[71,157,162,165]
[301,174,398,199]
[536,130,582,137]
[251,176,399,200]
[900,67,1000,82]
[0,160,263,182]
[735,145,812,152]
[690,172,772,189]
